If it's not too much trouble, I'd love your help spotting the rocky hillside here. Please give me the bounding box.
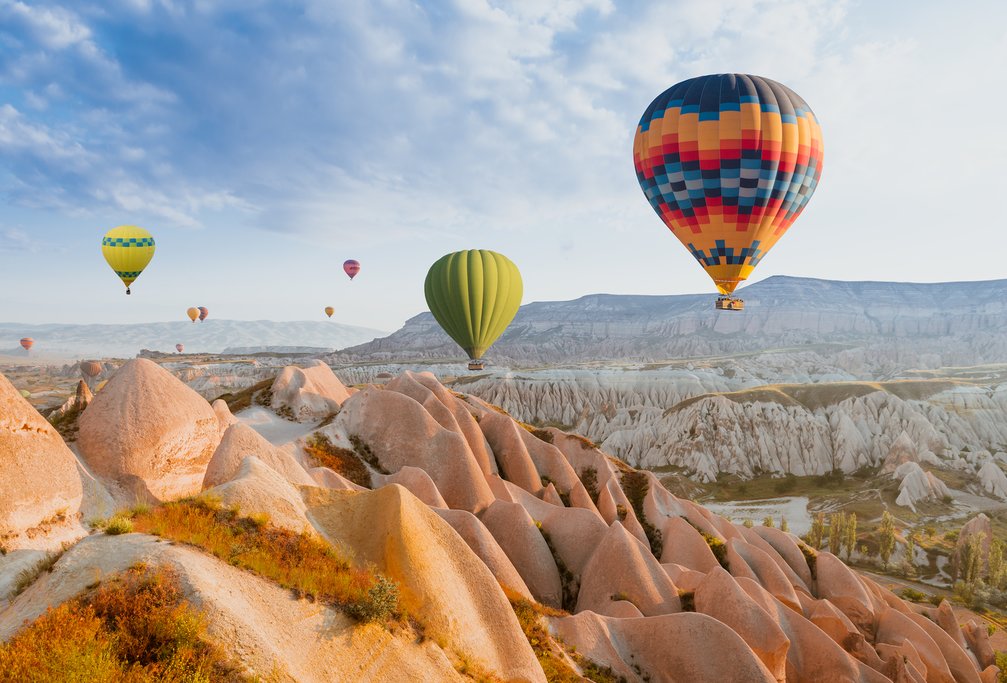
[0,319,385,359]
[335,276,1007,369]
[0,362,1001,681]
[458,365,1007,484]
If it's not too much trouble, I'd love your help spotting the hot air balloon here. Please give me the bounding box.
[19,389,30,399]
[19,337,33,353]
[633,74,824,311]
[101,225,156,295]
[187,307,199,323]
[343,259,361,280]
[176,343,184,353]
[80,361,102,379]
[424,250,522,371]
[198,306,209,322]
[324,306,335,319]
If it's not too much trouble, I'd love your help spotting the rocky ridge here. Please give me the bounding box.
[0,362,1000,681]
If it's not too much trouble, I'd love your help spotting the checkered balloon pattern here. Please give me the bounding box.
[633,74,823,295]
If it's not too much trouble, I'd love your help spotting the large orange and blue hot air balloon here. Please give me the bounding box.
[634,74,823,309]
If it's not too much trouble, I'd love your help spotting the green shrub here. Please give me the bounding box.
[104,517,134,536]
[899,587,927,603]
[344,576,400,623]
[620,471,663,558]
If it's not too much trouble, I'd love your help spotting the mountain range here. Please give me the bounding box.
[0,320,385,359]
[335,276,1007,366]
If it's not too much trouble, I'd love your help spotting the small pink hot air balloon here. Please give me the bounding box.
[198,306,209,322]
[343,259,361,280]
[176,343,184,354]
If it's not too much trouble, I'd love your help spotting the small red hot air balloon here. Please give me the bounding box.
[176,343,184,354]
[19,338,34,353]
[343,259,360,280]
[198,306,209,322]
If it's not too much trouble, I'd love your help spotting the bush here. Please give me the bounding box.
[773,474,798,494]
[0,564,242,682]
[344,576,400,623]
[579,467,600,505]
[899,587,927,603]
[13,551,63,597]
[620,471,663,558]
[104,517,134,535]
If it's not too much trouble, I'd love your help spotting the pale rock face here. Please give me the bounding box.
[576,522,681,616]
[694,567,790,681]
[905,610,982,683]
[813,552,876,635]
[270,361,351,421]
[480,500,562,608]
[332,388,494,513]
[549,610,777,683]
[374,466,448,508]
[48,379,93,424]
[0,373,83,542]
[659,515,720,573]
[893,461,950,511]
[307,466,366,491]
[876,607,957,683]
[203,422,314,489]
[77,358,219,503]
[211,398,239,435]
[433,508,533,601]
[881,431,919,474]
[206,456,314,534]
[302,485,545,683]
[977,461,1007,500]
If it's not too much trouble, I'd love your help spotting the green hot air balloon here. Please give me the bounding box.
[424,250,522,371]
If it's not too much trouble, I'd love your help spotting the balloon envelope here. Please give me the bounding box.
[101,225,156,294]
[80,361,102,378]
[19,389,30,399]
[176,344,184,353]
[343,260,360,280]
[19,337,33,351]
[187,307,199,322]
[424,250,522,362]
[198,306,209,322]
[324,306,334,318]
[633,73,824,294]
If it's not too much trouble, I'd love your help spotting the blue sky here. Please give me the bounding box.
[1,0,1005,330]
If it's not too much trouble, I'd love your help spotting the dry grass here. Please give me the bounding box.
[213,378,275,414]
[130,497,401,625]
[619,471,663,558]
[13,550,63,597]
[0,563,243,683]
[303,433,372,488]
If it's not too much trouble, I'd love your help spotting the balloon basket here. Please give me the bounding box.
[715,297,745,311]
[467,361,486,371]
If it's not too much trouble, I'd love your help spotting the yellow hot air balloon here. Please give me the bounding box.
[324,306,334,318]
[187,307,199,322]
[102,226,156,295]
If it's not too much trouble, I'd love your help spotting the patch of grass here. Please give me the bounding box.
[349,434,389,475]
[620,471,663,558]
[104,516,134,535]
[304,433,372,488]
[13,550,63,597]
[678,590,696,612]
[701,530,729,571]
[0,563,243,682]
[131,498,401,625]
[579,467,600,505]
[900,587,928,603]
[47,404,84,441]
[799,542,818,581]
[504,587,626,683]
[214,377,275,414]
[537,522,578,612]
[519,422,556,444]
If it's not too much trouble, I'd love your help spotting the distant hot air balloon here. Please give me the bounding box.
[187,307,199,323]
[424,250,522,371]
[324,306,335,319]
[19,337,33,353]
[19,389,30,399]
[176,343,184,353]
[343,259,361,280]
[198,306,209,322]
[633,74,824,311]
[80,361,102,379]
[101,225,156,295]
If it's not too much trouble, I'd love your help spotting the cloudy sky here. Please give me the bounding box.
[1,0,1004,330]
